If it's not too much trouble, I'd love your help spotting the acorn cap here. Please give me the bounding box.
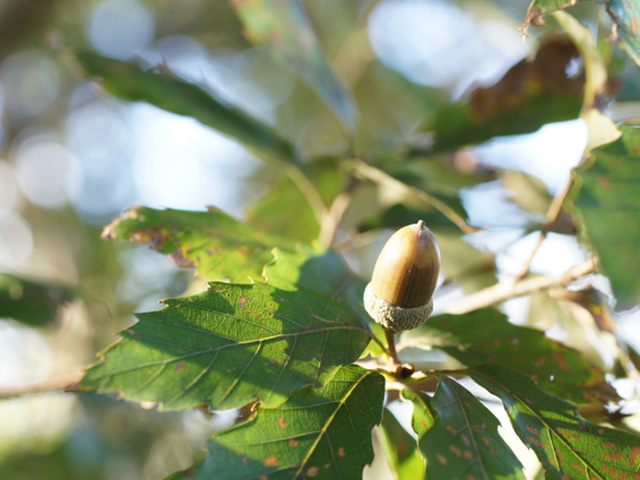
[364,220,440,332]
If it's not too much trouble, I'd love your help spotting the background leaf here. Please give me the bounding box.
[380,408,426,480]
[172,365,384,480]
[75,51,298,163]
[428,37,584,151]
[403,309,617,404]
[247,175,320,243]
[407,378,525,480]
[81,282,372,410]
[102,206,297,282]
[469,364,640,480]
[232,0,358,133]
[0,273,72,326]
[571,125,640,308]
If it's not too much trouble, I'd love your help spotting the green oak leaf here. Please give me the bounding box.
[404,309,618,404]
[603,0,640,65]
[80,282,372,411]
[231,0,358,133]
[75,51,297,163]
[263,245,386,354]
[102,206,297,282]
[171,365,384,479]
[469,364,640,480]
[571,125,640,308]
[406,378,525,480]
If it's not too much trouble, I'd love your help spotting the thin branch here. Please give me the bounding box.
[445,258,596,315]
[319,178,356,248]
[348,158,477,234]
[0,370,84,400]
[514,177,575,280]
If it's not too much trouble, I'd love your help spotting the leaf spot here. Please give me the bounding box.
[463,450,473,460]
[263,456,278,467]
[277,417,287,429]
[306,467,319,477]
[239,296,248,309]
[461,433,471,446]
[289,439,299,447]
[446,425,458,435]
[482,437,490,447]
[631,446,640,466]
[571,464,586,475]
[436,453,448,465]
[526,425,541,436]
[338,447,346,457]
[175,362,185,371]
[324,463,331,469]
[450,445,462,457]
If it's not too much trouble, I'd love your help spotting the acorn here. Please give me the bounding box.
[364,220,440,333]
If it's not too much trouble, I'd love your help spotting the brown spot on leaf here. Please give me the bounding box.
[463,450,473,460]
[263,456,278,467]
[466,475,478,480]
[324,464,331,469]
[482,437,490,447]
[604,442,616,449]
[175,362,185,371]
[446,425,458,435]
[631,446,640,466]
[450,445,462,457]
[277,417,286,429]
[289,439,299,447]
[571,464,586,475]
[306,467,319,477]
[552,352,572,373]
[562,475,570,480]
[338,447,345,457]
[526,425,541,436]
[461,434,471,446]
[436,453,448,465]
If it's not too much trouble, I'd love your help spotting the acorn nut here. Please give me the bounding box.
[364,220,440,333]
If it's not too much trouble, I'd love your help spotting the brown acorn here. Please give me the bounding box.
[364,220,440,333]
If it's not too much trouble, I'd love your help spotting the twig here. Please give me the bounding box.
[348,158,477,234]
[0,370,84,400]
[514,178,575,280]
[319,178,357,248]
[445,258,596,315]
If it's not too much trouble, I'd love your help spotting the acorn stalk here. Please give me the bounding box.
[364,220,440,334]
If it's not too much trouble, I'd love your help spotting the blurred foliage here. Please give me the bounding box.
[1,0,640,478]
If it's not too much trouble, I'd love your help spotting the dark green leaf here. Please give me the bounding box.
[404,309,617,404]
[172,365,384,480]
[469,364,640,480]
[247,176,320,244]
[102,206,297,282]
[80,282,372,410]
[75,51,297,163]
[428,38,583,151]
[232,0,358,132]
[380,408,426,479]
[604,0,640,65]
[571,125,640,307]
[406,378,525,480]
[0,273,72,326]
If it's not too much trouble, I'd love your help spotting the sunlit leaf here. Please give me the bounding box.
[404,309,618,404]
[172,365,384,479]
[429,38,583,151]
[470,364,640,480]
[80,282,372,410]
[406,378,525,480]
[604,0,640,65]
[0,273,72,326]
[380,408,425,479]
[232,0,358,132]
[263,246,386,353]
[75,51,297,163]
[102,206,297,282]
[571,125,640,307]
